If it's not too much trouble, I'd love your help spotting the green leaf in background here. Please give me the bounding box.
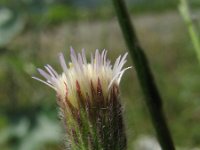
[0,8,25,47]
[0,115,61,150]
[19,115,61,150]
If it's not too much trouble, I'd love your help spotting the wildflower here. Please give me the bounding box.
[33,48,131,150]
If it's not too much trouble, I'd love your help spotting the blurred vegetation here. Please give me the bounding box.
[179,0,200,64]
[0,0,200,150]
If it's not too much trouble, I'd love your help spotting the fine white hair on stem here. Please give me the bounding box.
[33,48,131,100]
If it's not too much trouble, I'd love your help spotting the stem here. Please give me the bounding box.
[179,0,200,63]
[112,0,176,149]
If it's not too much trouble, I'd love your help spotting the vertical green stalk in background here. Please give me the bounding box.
[112,0,176,150]
[179,0,200,63]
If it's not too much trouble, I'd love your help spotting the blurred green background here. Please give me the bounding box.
[0,0,200,149]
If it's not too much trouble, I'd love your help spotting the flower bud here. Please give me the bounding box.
[33,48,131,150]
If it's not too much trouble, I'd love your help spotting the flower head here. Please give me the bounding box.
[33,48,131,107]
[33,48,131,150]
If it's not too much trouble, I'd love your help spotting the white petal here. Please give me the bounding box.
[78,53,84,71]
[113,52,128,75]
[59,53,68,73]
[81,48,87,65]
[46,64,59,77]
[117,66,132,84]
[32,77,56,90]
[113,55,121,74]
[44,66,56,78]
[37,68,51,81]
[103,50,107,66]
[91,53,94,67]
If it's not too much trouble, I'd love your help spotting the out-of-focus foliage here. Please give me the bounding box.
[179,0,200,64]
[0,0,200,150]
[0,8,25,47]
[0,115,61,150]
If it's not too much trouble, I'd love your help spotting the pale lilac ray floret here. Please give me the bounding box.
[32,48,131,106]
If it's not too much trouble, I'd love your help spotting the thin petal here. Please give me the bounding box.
[37,68,51,81]
[117,66,132,84]
[46,64,59,77]
[59,53,68,73]
[81,48,87,65]
[32,77,56,90]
